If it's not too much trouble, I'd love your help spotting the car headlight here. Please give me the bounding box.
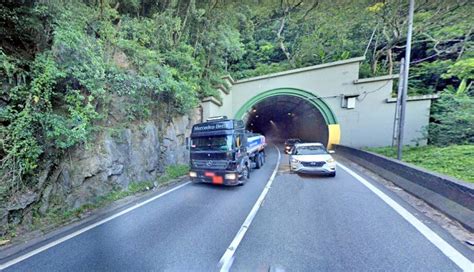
[285,146,291,149]
[326,158,335,163]
[290,158,299,163]
[225,173,237,180]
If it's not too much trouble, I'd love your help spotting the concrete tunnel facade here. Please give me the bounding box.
[200,57,437,148]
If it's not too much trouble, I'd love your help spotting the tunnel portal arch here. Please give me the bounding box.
[234,88,340,148]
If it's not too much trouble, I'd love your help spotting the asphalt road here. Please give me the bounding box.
[231,159,466,271]
[2,146,473,271]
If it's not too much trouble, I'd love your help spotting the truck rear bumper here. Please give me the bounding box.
[189,170,241,186]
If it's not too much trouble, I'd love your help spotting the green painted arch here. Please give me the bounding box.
[234,88,338,125]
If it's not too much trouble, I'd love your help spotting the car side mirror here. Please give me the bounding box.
[328,150,335,154]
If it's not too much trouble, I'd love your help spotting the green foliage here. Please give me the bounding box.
[1,0,472,217]
[165,164,190,179]
[1,18,104,196]
[366,145,474,183]
[53,6,107,98]
[444,58,474,81]
[1,1,226,199]
[408,60,453,95]
[157,164,190,184]
[428,92,474,146]
[442,58,474,95]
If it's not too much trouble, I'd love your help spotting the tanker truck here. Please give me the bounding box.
[188,116,266,186]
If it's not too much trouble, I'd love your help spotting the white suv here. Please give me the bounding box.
[289,143,336,176]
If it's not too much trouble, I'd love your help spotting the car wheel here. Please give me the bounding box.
[329,172,336,177]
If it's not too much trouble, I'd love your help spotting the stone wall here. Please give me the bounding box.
[2,110,201,234]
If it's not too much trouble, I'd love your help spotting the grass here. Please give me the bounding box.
[157,164,190,184]
[365,145,474,183]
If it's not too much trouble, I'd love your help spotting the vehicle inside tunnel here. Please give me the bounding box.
[244,95,329,146]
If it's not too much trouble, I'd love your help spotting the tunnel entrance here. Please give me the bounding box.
[244,95,329,145]
[235,88,340,148]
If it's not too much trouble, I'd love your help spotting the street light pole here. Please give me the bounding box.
[392,58,405,147]
[397,0,415,160]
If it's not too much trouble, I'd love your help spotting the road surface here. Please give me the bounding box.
[2,146,473,271]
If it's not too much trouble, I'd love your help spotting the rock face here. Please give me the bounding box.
[5,110,201,225]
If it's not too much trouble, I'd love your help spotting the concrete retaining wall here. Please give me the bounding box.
[334,144,474,231]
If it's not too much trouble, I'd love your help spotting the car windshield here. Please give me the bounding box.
[286,139,300,145]
[191,135,233,151]
[294,145,327,155]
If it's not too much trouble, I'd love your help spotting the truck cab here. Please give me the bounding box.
[189,117,251,185]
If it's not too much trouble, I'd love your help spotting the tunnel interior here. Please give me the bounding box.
[244,95,329,146]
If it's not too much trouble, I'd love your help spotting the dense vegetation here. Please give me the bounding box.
[366,145,474,182]
[1,0,473,201]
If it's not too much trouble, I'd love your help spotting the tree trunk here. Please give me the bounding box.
[99,0,104,19]
[177,0,193,44]
[277,8,295,68]
[372,50,383,75]
[387,48,393,75]
[457,27,472,60]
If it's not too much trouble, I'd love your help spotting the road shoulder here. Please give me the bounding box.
[335,155,474,259]
[0,178,190,266]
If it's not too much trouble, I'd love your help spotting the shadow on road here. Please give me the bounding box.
[189,182,242,191]
[296,173,335,180]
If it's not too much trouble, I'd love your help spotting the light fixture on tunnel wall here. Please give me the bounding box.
[255,115,259,118]
[252,108,257,113]
[341,94,359,109]
[287,112,291,116]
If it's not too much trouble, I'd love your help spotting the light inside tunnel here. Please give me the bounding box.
[244,95,329,146]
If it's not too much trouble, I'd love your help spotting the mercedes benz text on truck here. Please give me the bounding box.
[188,116,266,185]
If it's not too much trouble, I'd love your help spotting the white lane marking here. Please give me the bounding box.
[218,146,281,272]
[337,162,473,271]
[0,181,191,270]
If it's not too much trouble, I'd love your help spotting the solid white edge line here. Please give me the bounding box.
[0,181,191,270]
[337,162,473,271]
[218,146,281,272]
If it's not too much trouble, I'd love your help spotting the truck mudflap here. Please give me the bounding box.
[189,170,241,186]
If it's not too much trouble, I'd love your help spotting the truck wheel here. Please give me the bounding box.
[256,154,262,169]
[240,165,250,181]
